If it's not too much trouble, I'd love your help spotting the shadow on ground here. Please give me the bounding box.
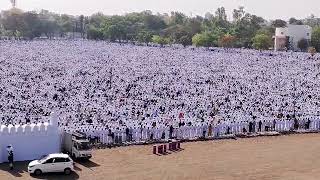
[77,160,100,169]
[0,161,29,177]
[30,171,79,180]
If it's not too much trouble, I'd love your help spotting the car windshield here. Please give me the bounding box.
[39,155,49,163]
[78,142,91,150]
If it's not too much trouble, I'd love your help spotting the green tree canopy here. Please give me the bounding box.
[87,26,103,40]
[272,19,287,28]
[289,17,303,25]
[137,30,153,45]
[152,35,169,47]
[311,27,320,52]
[192,31,218,47]
[0,7,319,52]
[179,35,192,47]
[252,33,272,50]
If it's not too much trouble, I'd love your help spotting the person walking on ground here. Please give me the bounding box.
[258,120,262,132]
[169,125,174,139]
[7,145,14,170]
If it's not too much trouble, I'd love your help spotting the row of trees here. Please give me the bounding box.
[0,8,89,39]
[1,7,320,51]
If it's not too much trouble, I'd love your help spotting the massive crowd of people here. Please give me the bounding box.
[0,40,320,142]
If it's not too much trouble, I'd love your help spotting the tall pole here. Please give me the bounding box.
[293,79,297,120]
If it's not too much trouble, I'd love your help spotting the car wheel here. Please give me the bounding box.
[64,168,71,175]
[34,169,42,176]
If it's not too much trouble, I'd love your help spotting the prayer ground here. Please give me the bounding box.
[1,133,320,180]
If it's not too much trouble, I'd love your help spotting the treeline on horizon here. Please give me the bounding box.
[0,7,320,51]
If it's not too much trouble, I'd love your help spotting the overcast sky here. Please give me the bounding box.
[0,0,319,20]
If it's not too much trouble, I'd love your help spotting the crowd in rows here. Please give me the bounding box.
[95,118,319,144]
[0,40,320,139]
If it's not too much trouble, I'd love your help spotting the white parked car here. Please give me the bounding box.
[28,153,74,176]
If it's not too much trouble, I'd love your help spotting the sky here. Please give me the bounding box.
[0,0,319,20]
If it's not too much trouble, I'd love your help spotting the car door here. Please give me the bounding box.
[42,158,55,173]
[64,157,73,169]
[54,158,67,172]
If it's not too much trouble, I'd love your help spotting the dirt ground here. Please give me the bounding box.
[1,134,320,180]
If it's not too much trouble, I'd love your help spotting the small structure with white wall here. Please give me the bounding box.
[0,112,61,163]
[274,25,312,51]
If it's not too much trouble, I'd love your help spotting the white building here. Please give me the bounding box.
[274,25,312,51]
[0,112,61,163]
